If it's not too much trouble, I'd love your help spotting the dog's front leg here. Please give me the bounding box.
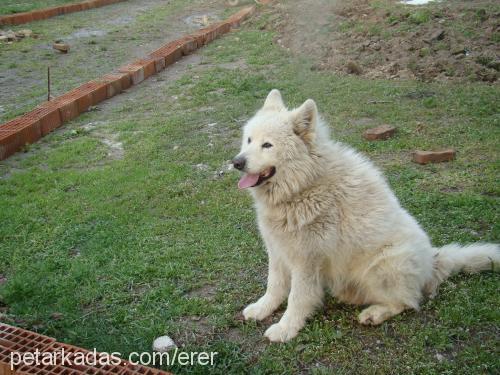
[243,252,290,321]
[264,267,323,342]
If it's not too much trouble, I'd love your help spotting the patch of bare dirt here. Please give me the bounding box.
[272,0,499,82]
[174,316,216,345]
[186,284,217,299]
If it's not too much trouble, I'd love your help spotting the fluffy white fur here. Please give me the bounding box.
[234,89,500,343]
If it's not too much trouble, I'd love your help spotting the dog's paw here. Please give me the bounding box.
[243,302,270,321]
[358,305,395,326]
[264,323,298,343]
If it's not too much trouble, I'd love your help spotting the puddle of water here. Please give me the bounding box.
[108,15,135,25]
[401,0,438,4]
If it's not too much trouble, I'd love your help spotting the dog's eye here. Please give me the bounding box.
[247,137,252,144]
[262,142,273,149]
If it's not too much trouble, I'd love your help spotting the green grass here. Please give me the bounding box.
[0,0,85,15]
[1,6,499,375]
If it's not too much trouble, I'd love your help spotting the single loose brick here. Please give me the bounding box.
[53,43,70,53]
[363,125,396,141]
[412,149,456,164]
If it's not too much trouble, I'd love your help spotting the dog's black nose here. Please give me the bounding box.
[232,156,246,171]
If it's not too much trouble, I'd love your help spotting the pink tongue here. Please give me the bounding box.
[238,173,260,189]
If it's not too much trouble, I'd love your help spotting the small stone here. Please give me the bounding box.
[363,125,396,141]
[17,29,33,38]
[451,45,466,55]
[435,353,445,362]
[412,149,456,165]
[53,43,70,53]
[0,35,7,42]
[5,32,17,41]
[152,336,177,352]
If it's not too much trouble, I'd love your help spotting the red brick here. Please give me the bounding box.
[363,125,396,141]
[80,2,92,11]
[51,96,79,123]
[100,74,124,97]
[227,6,255,28]
[0,323,55,352]
[0,346,16,375]
[17,13,34,24]
[118,72,132,90]
[29,102,63,136]
[191,23,223,47]
[0,130,18,160]
[170,36,198,56]
[215,21,231,36]
[62,4,80,14]
[412,149,456,165]
[133,58,156,78]
[149,43,183,66]
[119,64,145,85]
[0,116,42,159]
[35,342,125,374]
[152,56,166,72]
[88,81,109,105]
[53,43,70,53]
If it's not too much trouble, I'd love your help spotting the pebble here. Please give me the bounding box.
[152,336,177,352]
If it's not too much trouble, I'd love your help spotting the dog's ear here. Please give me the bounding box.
[291,99,318,145]
[262,89,285,111]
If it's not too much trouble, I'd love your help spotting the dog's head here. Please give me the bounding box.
[233,89,321,190]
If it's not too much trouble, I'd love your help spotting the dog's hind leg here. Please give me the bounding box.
[354,242,432,325]
[243,252,290,321]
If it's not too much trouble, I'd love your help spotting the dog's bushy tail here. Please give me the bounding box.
[425,243,499,297]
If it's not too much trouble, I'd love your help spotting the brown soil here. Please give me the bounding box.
[270,0,499,82]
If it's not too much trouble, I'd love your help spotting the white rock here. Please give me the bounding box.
[152,336,177,352]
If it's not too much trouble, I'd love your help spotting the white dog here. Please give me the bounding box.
[232,89,499,343]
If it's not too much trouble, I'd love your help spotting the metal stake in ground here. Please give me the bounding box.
[47,66,51,101]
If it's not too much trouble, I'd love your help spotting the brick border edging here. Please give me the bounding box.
[0,322,172,374]
[0,0,127,26]
[0,5,256,161]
